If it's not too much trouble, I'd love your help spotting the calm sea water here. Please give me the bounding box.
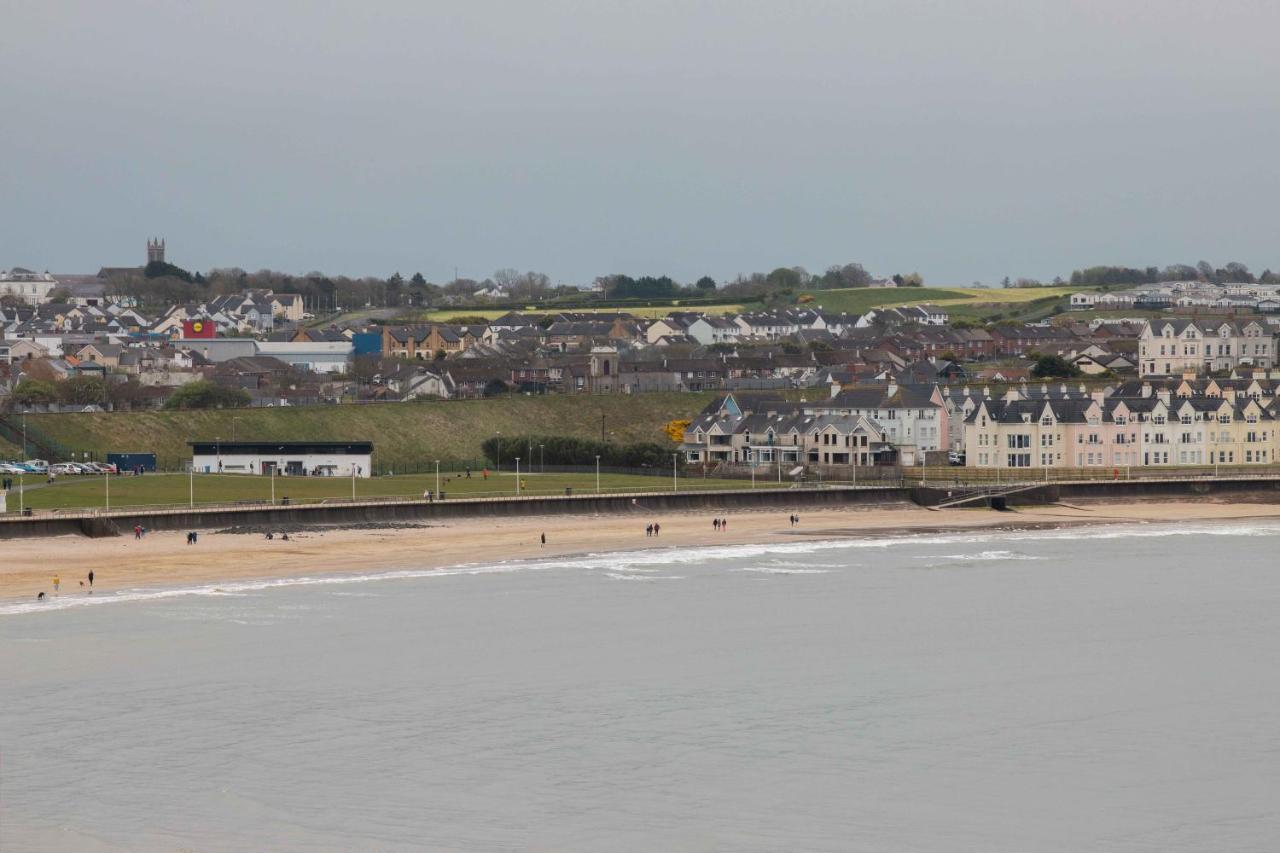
[3,520,1280,852]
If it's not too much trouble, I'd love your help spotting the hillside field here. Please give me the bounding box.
[20,393,718,472]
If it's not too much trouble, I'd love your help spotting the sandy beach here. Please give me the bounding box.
[5,499,1280,602]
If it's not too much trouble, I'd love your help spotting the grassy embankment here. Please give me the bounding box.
[22,393,718,472]
[15,469,747,511]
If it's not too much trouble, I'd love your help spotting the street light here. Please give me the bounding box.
[435,459,440,498]
[495,431,501,473]
[672,452,678,492]
[539,444,544,473]
[595,455,601,493]
[232,416,244,441]
[515,458,521,495]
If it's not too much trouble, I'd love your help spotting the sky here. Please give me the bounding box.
[3,0,1279,286]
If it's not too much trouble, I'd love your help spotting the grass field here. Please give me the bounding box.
[802,285,1095,323]
[12,470,749,512]
[420,302,746,321]
[20,394,718,472]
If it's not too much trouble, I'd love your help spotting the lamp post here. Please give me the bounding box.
[495,431,501,473]
[105,469,110,510]
[515,457,521,495]
[232,416,244,441]
[21,413,27,459]
[270,464,276,503]
[435,459,440,498]
[672,452,678,492]
[189,462,194,507]
[595,455,601,493]
[539,444,544,473]
[18,473,23,514]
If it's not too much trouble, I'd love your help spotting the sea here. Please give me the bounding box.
[3,519,1279,852]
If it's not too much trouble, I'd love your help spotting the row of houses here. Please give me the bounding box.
[676,370,1280,476]
[1071,281,1280,313]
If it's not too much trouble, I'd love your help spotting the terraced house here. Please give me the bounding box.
[964,384,1280,469]
[681,386,949,471]
[1138,319,1276,377]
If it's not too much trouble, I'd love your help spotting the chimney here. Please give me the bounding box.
[1156,388,1171,405]
[1141,381,1152,398]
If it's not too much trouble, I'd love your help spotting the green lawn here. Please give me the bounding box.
[14,470,751,511]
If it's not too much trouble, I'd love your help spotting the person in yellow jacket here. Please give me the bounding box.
[52,575,60,593]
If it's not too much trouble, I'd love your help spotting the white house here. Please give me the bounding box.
[0,269,59,304]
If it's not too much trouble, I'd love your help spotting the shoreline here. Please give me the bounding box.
[5,499,1280,606]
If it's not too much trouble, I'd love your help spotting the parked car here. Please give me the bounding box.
[23,459,48,473]
[48,463,79,475]
[0,462,27,474]
[948,451,966,465]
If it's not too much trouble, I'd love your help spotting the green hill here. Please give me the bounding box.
[19,394,716,473]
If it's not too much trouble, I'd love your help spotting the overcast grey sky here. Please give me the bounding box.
[3,0,1278,285]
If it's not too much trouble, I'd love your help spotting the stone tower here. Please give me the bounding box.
[147,238,166,265]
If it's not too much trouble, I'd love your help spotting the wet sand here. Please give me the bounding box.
[5,500,1280,602]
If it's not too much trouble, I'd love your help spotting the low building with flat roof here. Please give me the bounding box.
[189,441,373,477]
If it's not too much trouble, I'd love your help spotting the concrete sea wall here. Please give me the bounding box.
[2,477,1278,539]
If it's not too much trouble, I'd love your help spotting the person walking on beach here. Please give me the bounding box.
[134,525,142,540]
[645,524,652,537]
[53,575,60,593]
[654,522,661,536]
[540,532,546,548]
[719,519,726,532]
[87,570,94,588]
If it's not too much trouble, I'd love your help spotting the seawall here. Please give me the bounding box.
[3,477,1278,539]
[0,486,912,540]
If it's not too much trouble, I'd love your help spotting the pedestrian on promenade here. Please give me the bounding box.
[540,532,546,547]
[88,570,94,588]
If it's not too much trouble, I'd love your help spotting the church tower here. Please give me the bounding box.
[147,238,166,265]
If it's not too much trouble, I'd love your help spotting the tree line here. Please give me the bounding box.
[82,259,909,312]
[1067,261,1280,287]
[481,435,680,469]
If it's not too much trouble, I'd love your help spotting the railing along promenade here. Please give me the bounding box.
[3,465,1280,524]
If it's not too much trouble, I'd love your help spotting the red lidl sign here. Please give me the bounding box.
[183,319,215,338]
